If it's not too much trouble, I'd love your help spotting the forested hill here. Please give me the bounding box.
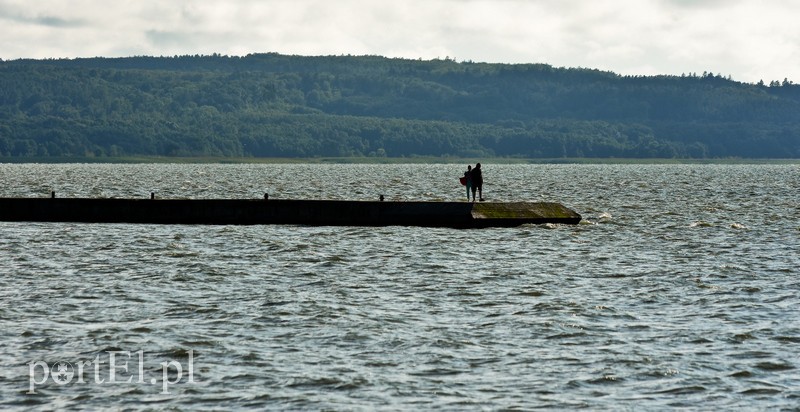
[1,53,799,158]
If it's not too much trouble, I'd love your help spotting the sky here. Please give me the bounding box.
[1,0,798,84]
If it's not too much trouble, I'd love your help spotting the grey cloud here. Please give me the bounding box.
[0,4,85,28]
[0,0,798,83]
[30,15,85,28]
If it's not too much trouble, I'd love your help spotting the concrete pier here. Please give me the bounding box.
[0,197,581,228]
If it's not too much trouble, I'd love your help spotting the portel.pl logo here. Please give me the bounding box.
[28,350,195,394]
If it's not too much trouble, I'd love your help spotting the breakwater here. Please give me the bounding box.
[0,197,581,228]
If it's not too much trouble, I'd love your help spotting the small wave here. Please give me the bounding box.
[545,332,588,340]
[130,326,152,333]
[731,333,757,342]
[587,375,622,385]
[729,370,752,378]
[516,290,545,297]
[652,385,707,395]
[772,336,800,343]
[156,347,196,359]
[740,388,783,395]
[409,367,464,377]
[730,222,748,229]
[690,221,713,228]
[739,286,761,293]
[283,376,368,390]
[93,346,128,354]
[165,242,199,258]
[755,361,795,371]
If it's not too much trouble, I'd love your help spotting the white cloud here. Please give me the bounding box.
[0,0,798,83]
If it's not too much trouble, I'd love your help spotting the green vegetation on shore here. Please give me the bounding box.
[3,156,798,165]
[1,53,799,159]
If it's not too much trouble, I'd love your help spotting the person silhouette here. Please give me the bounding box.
[471,163,484,202]
[463,165,472,201]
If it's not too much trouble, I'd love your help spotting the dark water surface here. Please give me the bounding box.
[1,163,798,410]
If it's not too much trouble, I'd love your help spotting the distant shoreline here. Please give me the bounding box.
[2,156,799,165]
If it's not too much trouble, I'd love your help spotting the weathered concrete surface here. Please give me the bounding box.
[471,202,582,227]
[0,198,581,228]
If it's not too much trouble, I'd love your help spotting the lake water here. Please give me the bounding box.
[1,163,798,410]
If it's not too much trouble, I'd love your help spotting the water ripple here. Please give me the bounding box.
[1,163,798,410]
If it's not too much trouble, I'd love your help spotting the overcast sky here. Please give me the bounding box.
[1,0,798,84]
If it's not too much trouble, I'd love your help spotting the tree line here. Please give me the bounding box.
[1,53,799,158]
